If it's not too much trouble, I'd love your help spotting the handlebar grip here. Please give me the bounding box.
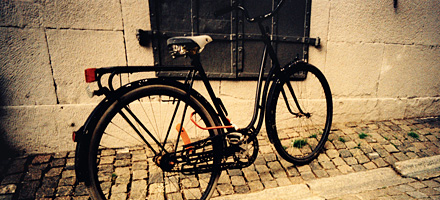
[214,6,235,17]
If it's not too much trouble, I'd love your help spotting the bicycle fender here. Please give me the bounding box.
[277,61,311,80]
[74,95,117,183]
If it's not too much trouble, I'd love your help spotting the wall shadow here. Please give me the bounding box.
[0,76,21,160]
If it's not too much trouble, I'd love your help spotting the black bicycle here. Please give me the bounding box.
[73,1,332,199]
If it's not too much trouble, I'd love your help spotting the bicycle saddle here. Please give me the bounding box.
[167,35,212,56]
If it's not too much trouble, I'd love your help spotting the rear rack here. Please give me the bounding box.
[84,65,195,95]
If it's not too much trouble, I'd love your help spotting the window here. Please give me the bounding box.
[147,0,318,79]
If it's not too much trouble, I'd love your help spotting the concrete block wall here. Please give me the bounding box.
[0,0,439,154]
[308,0,440,122]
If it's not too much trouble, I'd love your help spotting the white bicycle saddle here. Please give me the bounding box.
[167,35,213,53]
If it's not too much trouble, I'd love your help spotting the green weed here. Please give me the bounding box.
[293,139,308,148]
[338,137,346,143]
[391,142,398,149]
[111,173,117,181]
[408,131,419,139]
[358,132,368,139]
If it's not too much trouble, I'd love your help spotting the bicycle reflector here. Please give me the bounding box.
[84,68,97,83]
[72,131,76,142]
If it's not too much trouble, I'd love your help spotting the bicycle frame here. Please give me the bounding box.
[86,18,294,141]
[190,21,289,139]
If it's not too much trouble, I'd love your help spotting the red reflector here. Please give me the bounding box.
[85,68,97,83]
[72,131,76,142]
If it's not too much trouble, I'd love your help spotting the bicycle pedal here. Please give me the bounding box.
[226,132,244,145]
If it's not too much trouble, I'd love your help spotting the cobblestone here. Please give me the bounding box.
[56,186,73,197]
[337,165,354,174]
[320,160,336,169]
[18,180,39,199]
[326,169,342,177]
[32,155,52,164]
[234,185,250,193]
[326,149,340,159]
[0,184,16,194]
[343,156,358,165]
[242,170,259,182]
[227,169,242,176]
[0,118,439,199]
[313,169,329,178]
[338,149,352,158]
[351,164,366,172]
[46,167,63,177]
[247,181,264,192]
[368,152,380,160]
[332,157,346,166]
[59,177,75,186]
[300,172,316,181]
[259,172,273,182]
[373,157,389,167]
[363,161,378,170]
[261,180,277,189]
[7,158,27,175]
[217,184,233,195]
[1,174,22,185]
[345,141,358,149]
[231,176,246,186]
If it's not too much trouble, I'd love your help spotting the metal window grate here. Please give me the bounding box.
[147,0,318,79]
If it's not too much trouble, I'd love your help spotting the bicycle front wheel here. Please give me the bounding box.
[266,63,332,165]
[87,83,222,200]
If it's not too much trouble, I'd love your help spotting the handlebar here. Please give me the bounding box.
[214,0,285,23]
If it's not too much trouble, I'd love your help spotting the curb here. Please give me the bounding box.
[394,154,440,180]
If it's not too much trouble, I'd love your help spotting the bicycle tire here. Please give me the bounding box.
[266,63,332,165]
[87,83,222,200]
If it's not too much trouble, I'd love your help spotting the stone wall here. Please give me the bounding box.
[0,0,439,154]
[308,0,440,122]
[0,0,154,155]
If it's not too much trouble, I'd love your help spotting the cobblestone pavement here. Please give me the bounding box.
[0,117,439,200]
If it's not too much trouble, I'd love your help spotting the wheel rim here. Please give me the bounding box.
[88,85,220,200]
[272,67,332,162]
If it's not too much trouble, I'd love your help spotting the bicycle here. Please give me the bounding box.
[73,0,332,199]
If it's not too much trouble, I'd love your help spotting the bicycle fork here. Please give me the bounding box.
[280,81,311,118]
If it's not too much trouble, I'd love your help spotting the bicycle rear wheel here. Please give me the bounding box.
[87,84,222,200]
[266,64,332,165]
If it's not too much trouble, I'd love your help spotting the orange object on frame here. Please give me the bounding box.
[176,124,191,146]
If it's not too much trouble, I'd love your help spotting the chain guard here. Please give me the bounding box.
[161,133,259,175]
